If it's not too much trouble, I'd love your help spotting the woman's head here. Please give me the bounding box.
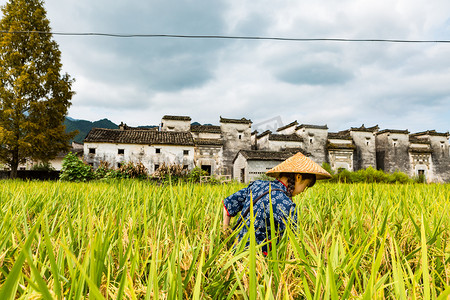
[279,172,316,197]
[265,152,332,181]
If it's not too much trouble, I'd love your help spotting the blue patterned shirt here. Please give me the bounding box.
[223,180,297,253]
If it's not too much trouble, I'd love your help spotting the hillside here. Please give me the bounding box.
[64,118,159,143]
[64,118,118,143]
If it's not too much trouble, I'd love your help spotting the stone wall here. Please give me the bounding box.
[221,121,252,176]
[429,135,450,182]
[375,131,410,174]
[295,127,328,164]
[350,131,377,170]
[194,145,224,175]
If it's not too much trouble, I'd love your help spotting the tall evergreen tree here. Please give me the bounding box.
[0,0,75,178]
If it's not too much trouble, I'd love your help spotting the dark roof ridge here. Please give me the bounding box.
[328,132,352,140]
[376,129,410,135]
[220,116,253,124]
[194,138,223,146]
[256,130,271,139]
[234,149,301,163]
[190,124,221,133]
[84,128,195,146]
[349,124,379,132]
[296,124,328,130]
[268,133,303,142]
[162,115,192,121]
[410,130,449,137]
[276,121,298,132]
[409,136,431,144]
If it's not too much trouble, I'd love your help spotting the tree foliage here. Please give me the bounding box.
[0,0,75,178]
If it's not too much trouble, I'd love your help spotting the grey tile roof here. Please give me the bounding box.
[349,124,379,132]
[237,150,297,161]
[296,124,328,130]
[162,115,192,121]
[410,130,449,137]
[269,134,303,142]
[328,132,352,140]
[194,138,223,146]
[84,128,195,146]
[327,142,356,150]
[409,136,431,144]
[256,130,271,139]
[190,125,221,133]
[376,129,410,135]
[276,121,298,132]
[220,116,252,124]
[408,146,433,153]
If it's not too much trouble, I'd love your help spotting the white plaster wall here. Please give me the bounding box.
[84,142,195,173]
[194,146,224,175]
[197,132,221,139]
[410,143,430,149]
[256,135,270,150]
[277,125,296,135]
[409,153,433,182]
[50,158,64,171]
[233,153,248,182]
[329,139,352,144]
[247,160,281,182]
[161,119,190,131]
[268,140,303,152]
[328,149,353,171]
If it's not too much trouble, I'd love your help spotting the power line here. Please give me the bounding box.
[1,30,450,43]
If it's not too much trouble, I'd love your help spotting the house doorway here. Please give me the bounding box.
[201,165,211,175]
[418,169,426,183]
[240,168,245,183]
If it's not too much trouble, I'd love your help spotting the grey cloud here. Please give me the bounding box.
[47,0,229,92]
[276,62,354,86]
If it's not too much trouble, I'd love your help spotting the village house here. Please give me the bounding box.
[83,125,195,172]
[80,115,450,183]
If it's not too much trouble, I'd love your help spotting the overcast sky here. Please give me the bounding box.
[2,0,450,134]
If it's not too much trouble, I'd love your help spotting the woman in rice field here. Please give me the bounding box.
[222,152,331,255]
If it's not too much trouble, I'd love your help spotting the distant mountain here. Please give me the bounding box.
[64,118,118,143]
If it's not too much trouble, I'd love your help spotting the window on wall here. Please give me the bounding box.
[238,134,242,140]
[117,163,122,168]
[309,138,313,144]
[155,148,161,154]
[183,165,188,170]
[89,148,96,154]
[183,150,189,155]
[154,164,159,171]
[118,149,124,155]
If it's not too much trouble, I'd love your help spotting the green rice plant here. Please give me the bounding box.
[0,179,449,298]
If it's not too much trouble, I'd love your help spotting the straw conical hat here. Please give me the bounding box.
[266,152,332,180]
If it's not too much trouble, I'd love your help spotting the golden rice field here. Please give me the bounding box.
[0,179,449,299]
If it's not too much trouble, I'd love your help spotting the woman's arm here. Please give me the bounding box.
[222,184,251,230]
[223,207,232,230]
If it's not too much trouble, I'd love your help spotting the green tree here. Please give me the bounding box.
[0,0,75,178]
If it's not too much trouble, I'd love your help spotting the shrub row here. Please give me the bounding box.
[59,152,220,183]
[321,163,424,184]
